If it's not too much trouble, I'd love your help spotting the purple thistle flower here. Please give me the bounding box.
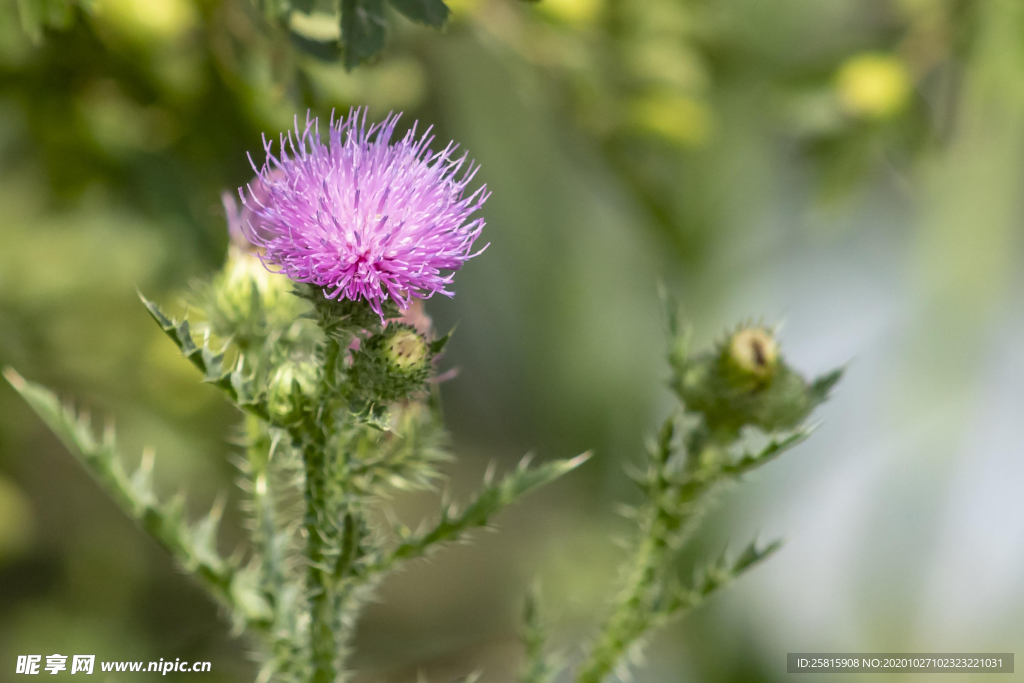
[238,109,488,318]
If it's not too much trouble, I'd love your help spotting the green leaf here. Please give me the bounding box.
[388,0,450,27]
[731,537,783,574]
[660,538,783,619]
[371,452,591,572]
[139,292,272,422]
[808,367,844,407]
[1,369,268,630]
[341,0,386,69]
[191,497,227,569]
[720,428,813,478]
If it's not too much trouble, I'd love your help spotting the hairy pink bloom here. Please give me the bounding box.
[238,109,488,318]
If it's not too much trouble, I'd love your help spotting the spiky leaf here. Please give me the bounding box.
[2,370,268,630]
[372,453,591,572]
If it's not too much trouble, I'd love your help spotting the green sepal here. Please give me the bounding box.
[350,401,391,430]
[429,326,455,356]
[297,284,398,338]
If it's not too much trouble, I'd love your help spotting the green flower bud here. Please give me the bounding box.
[348,325,432,412]
[724,327,778,384]
[671,323,841,441]
[267,360,316,423]
[210,247,302,337]
[385,328,429,373]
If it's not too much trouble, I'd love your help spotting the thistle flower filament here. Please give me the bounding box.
[240,109,489,318]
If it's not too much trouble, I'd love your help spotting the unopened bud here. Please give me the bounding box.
[267,361,315,423]
[385,329,428,373]
[726,327,778,382]
[214,246,294,323]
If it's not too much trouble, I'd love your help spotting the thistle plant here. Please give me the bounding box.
[5,109,841,683]
[562,317,842,683]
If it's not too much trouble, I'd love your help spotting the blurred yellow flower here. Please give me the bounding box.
[537,0,603,26]
[836,53,912,119]
[629,93,713,147]
[93,0,198,43]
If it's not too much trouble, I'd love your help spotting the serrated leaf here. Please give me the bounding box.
[808,367,844,407]
[660,537,784,620]
[230,563,274,626]
[191,498,226,568]
[129,448,156,505]
[372,452,591,571]
[140,292,273,422]
[341,0,386,69]
[3,369,262,630]
[732,538,783,574]
[388,0,449,27]
[720,428,811,478]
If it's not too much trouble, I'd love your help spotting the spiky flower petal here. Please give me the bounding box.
[239,109,488,319]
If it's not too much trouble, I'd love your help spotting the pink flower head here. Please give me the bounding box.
[238,109,488,318]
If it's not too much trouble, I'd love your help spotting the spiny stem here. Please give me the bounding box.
[246,415,284,607]
[576,418,712,683]
[575,504,669,683]
[304,438,336,683]
[303,337,343,683]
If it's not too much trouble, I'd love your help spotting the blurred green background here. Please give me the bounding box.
[1,0,1023,681]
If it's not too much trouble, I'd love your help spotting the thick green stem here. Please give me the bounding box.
[303,338,343,683]
[304,439,336,683]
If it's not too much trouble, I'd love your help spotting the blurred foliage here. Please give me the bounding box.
[1,0,1022,681]
[16,0,451,68]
